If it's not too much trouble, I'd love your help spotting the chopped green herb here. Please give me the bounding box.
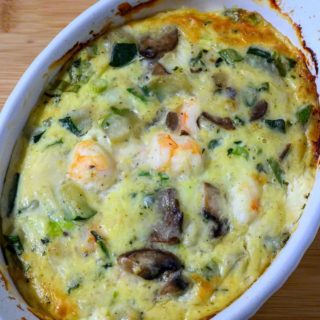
[59,116,82,136]
[215,57,223,68]
[141,85,152,97]
[4,235,23,256]
[47,219,74,238]
[40,237,50,245]
[256,163,266,173]
[110,107,131,116]
[267,158,285,185]
[296,105,312,125]
[265,119,286,133]
[7,173,20,216]
[233,116,245,126]
[127,88,147,102]
[110,43,137,67]
[190,50,207,73]
[158,172,169,183]
[219,49,243,65]
[67,280,81,294]
[258,82,270,92]
[208,139,220,150]
[228,144,249,160]
[138,171,152,177]
[32,130,46,143]
[201,261,220,281]
[90,231,112,268]
[46,138,64,148]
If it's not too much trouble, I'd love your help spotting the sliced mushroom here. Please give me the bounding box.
[202,183,229,238]
[159,270,189,296]
[250,99,268,121]
[165,112,179,131]
[150,188,183,244]
[139,29,179,60]
[118,248,182,280]
[279,143,291,161]
[203,183,221,218]
[153,63,170,75]
[198,112,235,130]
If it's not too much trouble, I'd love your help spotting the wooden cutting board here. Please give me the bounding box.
[0,1,319,319]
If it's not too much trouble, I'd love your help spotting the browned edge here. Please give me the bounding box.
[117,0,160,17]
[268,0,318,75]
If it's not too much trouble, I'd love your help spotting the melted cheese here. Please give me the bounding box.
[1,8,319,320]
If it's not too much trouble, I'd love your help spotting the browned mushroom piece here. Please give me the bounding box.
[250,99,268,121]
[139,28,179,60]
[212,72,227,89]
[150,188,183,244]
[117,248,182,280]
[198,112,235,130]
[202,183,229,238]
[159,270,189,296]
[279,143,291,161]
[153,63,170,75]
[165,111,179,131]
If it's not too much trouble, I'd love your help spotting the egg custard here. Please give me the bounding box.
[1,8,319,320]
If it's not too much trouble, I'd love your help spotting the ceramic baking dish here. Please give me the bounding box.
[0,0,319,319]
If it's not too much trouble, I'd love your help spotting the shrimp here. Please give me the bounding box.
[178,97,201,136]
[67,140,116,191]
[148,132,202,175]
[230,175,262,224]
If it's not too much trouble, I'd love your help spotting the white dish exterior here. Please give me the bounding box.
[0,1,319,319]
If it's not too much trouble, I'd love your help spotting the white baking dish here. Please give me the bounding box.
[0,1,319,319]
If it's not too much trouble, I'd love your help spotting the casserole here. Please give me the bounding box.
[0,0,318,320]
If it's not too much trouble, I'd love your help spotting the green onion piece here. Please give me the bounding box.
[110,43,137,67]
[219,49,243,65]
[267,158,285,185]
[90,231,112,268]
[296,105,312,125]
[247,47,273,62]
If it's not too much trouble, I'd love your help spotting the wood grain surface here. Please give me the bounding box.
[0,1,319,319]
